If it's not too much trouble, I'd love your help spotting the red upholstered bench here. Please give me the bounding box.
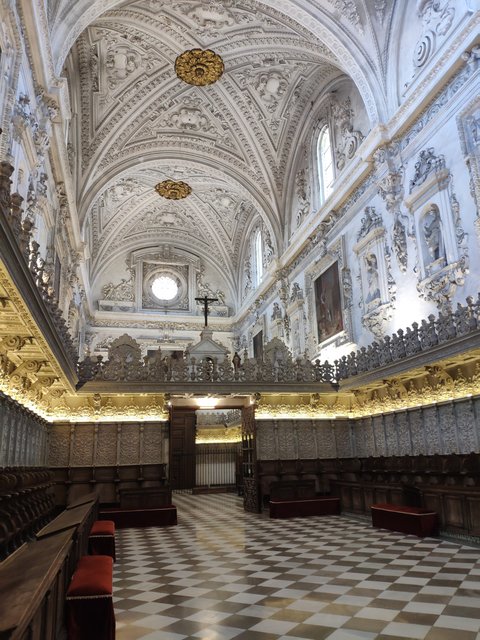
[66,555,115,640]
[371,503,438,537]
[89,520,116,561]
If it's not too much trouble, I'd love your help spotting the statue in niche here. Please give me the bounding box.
[271,302,282,320]
[422,205,445,266]
[232,351,241,372]
[364,253,381,307]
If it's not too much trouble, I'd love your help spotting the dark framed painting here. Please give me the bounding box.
[253,330,263,361]
[314,262,343,343]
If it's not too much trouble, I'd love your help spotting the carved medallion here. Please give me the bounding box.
[155,180,192,200]
[175,49,224,86]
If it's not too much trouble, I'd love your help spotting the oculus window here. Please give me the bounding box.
[151,275,179,301]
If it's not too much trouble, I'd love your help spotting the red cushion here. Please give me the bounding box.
[67,555,113,599]
[90,520,115,536]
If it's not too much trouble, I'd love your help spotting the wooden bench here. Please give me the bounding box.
[66,555,115,640]
[270,497,341,519]
[371,503,438,537]
[0,530,73,639]
[0,496,98,639]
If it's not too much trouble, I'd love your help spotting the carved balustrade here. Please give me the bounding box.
[78,294,480,387]
[0,162,78,365]
[335,294,480,380]
[78,349,337,386]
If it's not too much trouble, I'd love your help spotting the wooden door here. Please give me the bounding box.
[169,409,196,490]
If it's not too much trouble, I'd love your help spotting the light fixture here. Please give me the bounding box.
[175,48,224,86]
[196,397,218,409]
[155,180,192,200]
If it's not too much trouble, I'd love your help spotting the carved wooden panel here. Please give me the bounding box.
[422,407,441,454]
[373,416,386,455]
[143,424,166,464]
[95,425,117,466]
[383,413,397,456]
[71,425,95,466]
[409,411,425,454]
[315,422,336,459]
[277,421,296,459]
[334,421,353,457]
[354,419,369,458]
[48,425,71,466]
[119,424,141,464]
[297,422,316,459]
[256,421,277,460]
[438,404,458,453]
[395,413,412,456]
[455,401,477,454]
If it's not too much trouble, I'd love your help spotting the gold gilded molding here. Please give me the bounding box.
[256,364,480,419]
[196,426,241,444]
[155,179,192,200]
[46,393,168,423]
[175,48,224,86]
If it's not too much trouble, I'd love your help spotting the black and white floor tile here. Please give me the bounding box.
[113,493,480,640]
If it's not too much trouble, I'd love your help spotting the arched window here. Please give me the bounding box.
[253,228,263,287]
[317,125,334,203]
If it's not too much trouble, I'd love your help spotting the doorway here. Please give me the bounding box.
[169,405,245,494]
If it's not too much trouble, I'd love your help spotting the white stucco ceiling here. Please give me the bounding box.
[54,0,392,307]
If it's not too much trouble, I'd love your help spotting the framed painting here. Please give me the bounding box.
[314,262,343,343]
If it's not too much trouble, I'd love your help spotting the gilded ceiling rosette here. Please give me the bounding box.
[154,180,192,200]
[175,48,224,86]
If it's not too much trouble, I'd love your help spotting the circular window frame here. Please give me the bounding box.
[151,275,179,301]
[144,268,186,308]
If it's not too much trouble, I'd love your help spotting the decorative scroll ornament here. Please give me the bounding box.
[175,49,224,86]
[155,180,192,200]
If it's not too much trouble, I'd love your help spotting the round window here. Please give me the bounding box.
[151,275,178,301]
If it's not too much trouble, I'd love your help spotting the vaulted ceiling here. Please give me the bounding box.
[52,0,392,309]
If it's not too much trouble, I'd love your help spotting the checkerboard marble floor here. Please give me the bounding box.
[113,493,480,640]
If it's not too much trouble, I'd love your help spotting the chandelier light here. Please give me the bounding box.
[154,180,192,200]
[174,48,224,86]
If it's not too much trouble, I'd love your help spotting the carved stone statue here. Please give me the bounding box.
[423,205,444,263]
[290,282,304,302]
[271,302,282,320]
[365,253,381,306]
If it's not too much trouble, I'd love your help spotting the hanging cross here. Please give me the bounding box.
[195,295,218,327]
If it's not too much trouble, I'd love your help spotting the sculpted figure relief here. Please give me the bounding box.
[422,205,444,264]
[365,253,381,306]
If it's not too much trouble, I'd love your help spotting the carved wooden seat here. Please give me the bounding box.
[0,467,55,560]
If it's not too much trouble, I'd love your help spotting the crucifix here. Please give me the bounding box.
[195,295,218,327]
